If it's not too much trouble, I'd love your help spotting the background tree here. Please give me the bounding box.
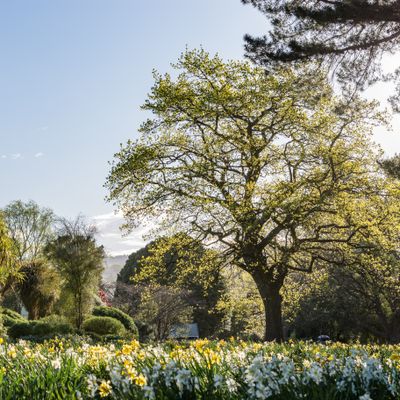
[380,154,400,179]
[242,0,400,108]
[115,234,226,338]
[217,266,264,340]
[44,217,104,329]
[106,49,400,341]
[125,284,193,341]
[286,245,400,343]
[3,200,54,262]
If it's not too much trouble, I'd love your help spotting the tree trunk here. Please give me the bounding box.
[75,290,83,330]
[252,272,284,342]
[387,311,400,344]
[264,283,284,342]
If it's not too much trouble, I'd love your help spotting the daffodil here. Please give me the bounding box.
[98,380,112,398]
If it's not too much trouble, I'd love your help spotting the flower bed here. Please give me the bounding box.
[0,338,399,399]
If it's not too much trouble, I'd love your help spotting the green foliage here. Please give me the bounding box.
[2,200,59,321]
[285,246,400,343]
[83,316,126,337]
[8,315,74,339]
[3,200,54,263]
[8,321,36,339]
[0,212,21,291]
[380,154,400,180]
[117,244,152,285]
[217,267,264,340]
[115,234,226,338]
[92,306,138,338]
[1,307,26,328]
[18,261,60,320]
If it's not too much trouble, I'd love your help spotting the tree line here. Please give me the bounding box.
[0,201,104,330]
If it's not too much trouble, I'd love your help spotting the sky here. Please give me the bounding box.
[0,1,399,255]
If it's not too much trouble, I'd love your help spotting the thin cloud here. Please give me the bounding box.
[1,155,6,159]
[10,153,22,160]
[34,152,44,158]
[91,212,149,256]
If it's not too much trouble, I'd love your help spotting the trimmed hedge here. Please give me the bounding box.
[8,321,38,338]
[83,316,126,337]
[8,316,74,339]
[1,308,26,328]
[92,306,138,338]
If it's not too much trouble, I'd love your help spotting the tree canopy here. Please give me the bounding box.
[242,0,400,108]
[106,49,400,341]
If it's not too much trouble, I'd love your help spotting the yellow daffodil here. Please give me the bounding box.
[98,380,112,398]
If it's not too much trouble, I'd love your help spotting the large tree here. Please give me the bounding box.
[106,50,400,341]
[242,0,400,108]
[44,217,104,329]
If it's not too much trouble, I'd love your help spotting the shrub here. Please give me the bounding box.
[92,306,138,338]
[8,316,74,339]
[1,307,25,328]
[33,315,74,337]
[83,316,126,337]
[8,321,38,338]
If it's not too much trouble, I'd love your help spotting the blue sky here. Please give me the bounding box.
[0,1,266,216]
[0,1,398,255]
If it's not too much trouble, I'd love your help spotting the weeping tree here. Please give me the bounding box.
[106,50,400,341]
[242,0,400,109]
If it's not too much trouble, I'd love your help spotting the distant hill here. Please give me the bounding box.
[103,255,128,283]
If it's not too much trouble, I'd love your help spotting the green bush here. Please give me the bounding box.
[2,307,25,321]
[8,316,74,339]
[92,306,138,338]
[8,321,38,338]
[83,316,126,337]
[1,307,25,328]
[33,316,74,337]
